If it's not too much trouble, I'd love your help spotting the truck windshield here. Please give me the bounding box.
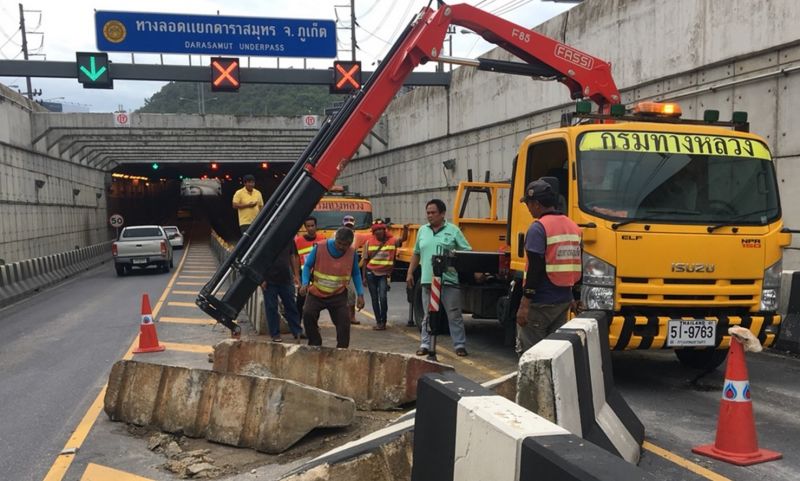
[576,132,780,225]
[312,211,373,230]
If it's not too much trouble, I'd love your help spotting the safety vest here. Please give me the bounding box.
[365,234,397,276]
[308,241,354,298]
[537,214,582,287]
[295,234,318,268]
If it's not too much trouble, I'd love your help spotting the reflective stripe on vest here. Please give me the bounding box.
[537,215,582,287]
[295,234,318,267]
[308,241,354,298]
[365,235,396,276]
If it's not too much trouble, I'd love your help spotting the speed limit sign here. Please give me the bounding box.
[109,214,124,228]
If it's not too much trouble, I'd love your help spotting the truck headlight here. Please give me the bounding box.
[582,286,615,310]
[760,260,782,311]
[581,253,616,310]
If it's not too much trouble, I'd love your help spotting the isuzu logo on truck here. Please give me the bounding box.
[671,263,716,273]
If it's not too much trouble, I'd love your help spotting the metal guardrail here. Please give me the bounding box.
[208,231,266,334]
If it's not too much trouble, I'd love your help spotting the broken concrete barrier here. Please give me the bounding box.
[104,360,355,454]
[212,340,453,410]
[280,418,414,481]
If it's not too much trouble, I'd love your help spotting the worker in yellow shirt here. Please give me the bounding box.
[232,174,264,235]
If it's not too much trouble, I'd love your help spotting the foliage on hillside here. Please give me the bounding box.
[136,81,345,116]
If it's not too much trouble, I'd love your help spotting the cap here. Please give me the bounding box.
[519,179,555,203]
[371,219,387,232]
[342,215,356,227]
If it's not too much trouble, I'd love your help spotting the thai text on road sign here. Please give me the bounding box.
[95,11,336,58]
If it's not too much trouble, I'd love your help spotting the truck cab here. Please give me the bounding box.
[300,188,374,246]
[508,103,791,366]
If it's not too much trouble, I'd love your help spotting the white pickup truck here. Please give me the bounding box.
[112,225,174,276]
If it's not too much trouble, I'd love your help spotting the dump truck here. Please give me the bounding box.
[197,2,790,370]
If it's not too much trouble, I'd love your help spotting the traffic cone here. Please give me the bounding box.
[692,333,781,465]
[133,294,165,353]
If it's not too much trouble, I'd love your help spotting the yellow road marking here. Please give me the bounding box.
[80,463,155,481]
[356,309,505,379]
[43,242,193,481]
[172,290,198,295]
[176,281,205,286]
[159,316,215,325]
[181,270,215,274]
[643,441,733,481]
[162,341,213,354]
[178,275,210,279]
[167,301,198,308]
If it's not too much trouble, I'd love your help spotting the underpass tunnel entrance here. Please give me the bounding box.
[108,161,292,241]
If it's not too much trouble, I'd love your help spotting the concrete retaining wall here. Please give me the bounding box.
[0,85,110,263]
[0,239,113,308]
[339,0,800,256]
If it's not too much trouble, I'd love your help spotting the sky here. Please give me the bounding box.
[0,0,574,113]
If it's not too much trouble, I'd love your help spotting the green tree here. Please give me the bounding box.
[137,82,345,116]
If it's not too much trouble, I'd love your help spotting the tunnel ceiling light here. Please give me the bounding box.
[261,162,269,169]
[211,162,219,170]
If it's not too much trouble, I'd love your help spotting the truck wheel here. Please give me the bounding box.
[163,261,171,273]
[115,264,125,277]
[170,258,174,268]
[675,348,728,370]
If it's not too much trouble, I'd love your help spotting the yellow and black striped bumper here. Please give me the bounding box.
[609,314,781,350]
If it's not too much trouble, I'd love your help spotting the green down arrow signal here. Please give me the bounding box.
[80,56,107,81]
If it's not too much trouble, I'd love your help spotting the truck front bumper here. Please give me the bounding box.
[609,314,781,350]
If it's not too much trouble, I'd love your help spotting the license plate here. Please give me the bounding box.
[132,258,147,265]
[667,319,716,347]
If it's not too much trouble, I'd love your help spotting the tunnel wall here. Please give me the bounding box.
[0,86,110,264]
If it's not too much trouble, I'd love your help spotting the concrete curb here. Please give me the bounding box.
[517,312,644,464]
[0,240,113,309]
[411,371,655,481]
[777,270,800,353]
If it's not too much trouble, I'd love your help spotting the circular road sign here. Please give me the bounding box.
[109,214,124,228]
[114,112,130,127]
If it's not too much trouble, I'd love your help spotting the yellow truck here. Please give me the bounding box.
[424,103,790,369]
[300,187,373,243]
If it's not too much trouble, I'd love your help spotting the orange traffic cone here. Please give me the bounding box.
[692,335,781,465]
[133,294,165,353]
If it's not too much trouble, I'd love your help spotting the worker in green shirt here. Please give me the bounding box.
[405,199,472,357]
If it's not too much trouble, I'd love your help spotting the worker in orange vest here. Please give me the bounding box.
[299,227,365,348]
[295,216,321,313]
[361,219,408,330]
[515,178,582,354]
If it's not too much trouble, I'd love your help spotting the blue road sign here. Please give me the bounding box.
[95,11,336,58]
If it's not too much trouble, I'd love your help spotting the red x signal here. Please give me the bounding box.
[331,61,362,94]
[211,57,240,92]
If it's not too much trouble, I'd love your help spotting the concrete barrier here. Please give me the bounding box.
[280,418,414,481]
[213,340,453,410]
[777,270,800,353]
[0,240,113,309]
[517,313,644,464]
[411,371,655,481]
[104,360,355,454]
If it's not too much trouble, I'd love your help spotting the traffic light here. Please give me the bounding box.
[330,61,361,94]
[261,162,269,170]
[211,162,219,170]
[76,52,113,89]
[210,57,240,92]
[151,163,159,170]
